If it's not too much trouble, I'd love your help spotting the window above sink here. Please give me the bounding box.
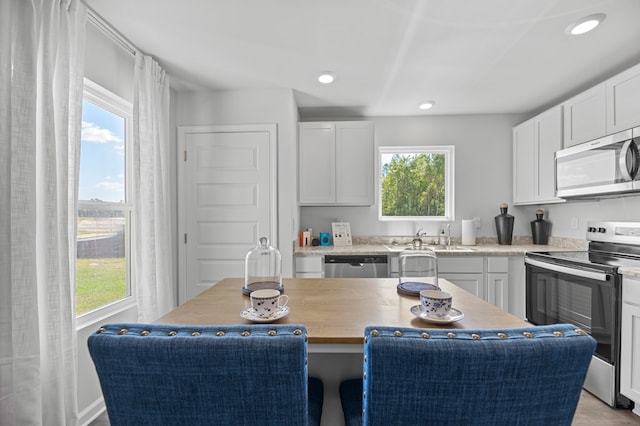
[378,146,455,222]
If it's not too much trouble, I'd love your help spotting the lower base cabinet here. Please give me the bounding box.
[303,253,525,318]
[439,256,510,312]
[621,276,640,414]
[294,256,324,278]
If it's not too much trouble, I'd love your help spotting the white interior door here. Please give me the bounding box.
[178,124,277,303]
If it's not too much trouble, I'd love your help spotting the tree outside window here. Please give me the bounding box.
[379,146,455,221]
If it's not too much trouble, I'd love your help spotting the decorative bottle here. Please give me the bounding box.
[495,203,514,245]
[531,209,550,245]
[244,237,283,295]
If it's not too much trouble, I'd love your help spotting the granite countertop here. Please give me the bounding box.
[294,235,587,257]
[620,267,640,278]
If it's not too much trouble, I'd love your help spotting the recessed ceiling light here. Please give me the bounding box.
[318,72,336,84]
[419,101,435,110]
[566,13,606,36]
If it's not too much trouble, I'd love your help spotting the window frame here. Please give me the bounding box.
[76,78,135,323]
[377,145,455,222]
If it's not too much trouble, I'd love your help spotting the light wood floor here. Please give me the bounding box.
[89,390,638,425]
[573,391,639,425]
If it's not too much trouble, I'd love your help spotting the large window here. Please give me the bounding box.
[76,79,132,316]
[379,146,455,221]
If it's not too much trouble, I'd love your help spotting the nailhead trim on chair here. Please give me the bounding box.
[364,327,589,340]
[94,324,308,339]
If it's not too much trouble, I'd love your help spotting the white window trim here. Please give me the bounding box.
[76,78,135,321]
[377,145,455,222]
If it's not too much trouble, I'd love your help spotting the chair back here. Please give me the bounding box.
[359,324,596,426]
[88,323,315,426]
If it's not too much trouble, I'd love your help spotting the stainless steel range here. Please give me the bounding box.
[525,221,639,409]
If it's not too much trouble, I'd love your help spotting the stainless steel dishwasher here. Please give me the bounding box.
[324,255,388,278]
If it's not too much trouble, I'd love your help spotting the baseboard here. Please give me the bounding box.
[79,397,105,426]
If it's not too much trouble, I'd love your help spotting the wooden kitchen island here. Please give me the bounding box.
[157,278,529,426]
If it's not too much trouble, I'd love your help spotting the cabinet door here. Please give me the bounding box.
[513,120,536,204]
[335,122,374,205]
[388,254,399,278]
[536,106,564,203]
[298,123,335,204]
[440,273,485,299]
[621,277,640,404]
[487,273,509,311]
[563,83,607,147]
[508,257,526,320]
[607,64,640,133]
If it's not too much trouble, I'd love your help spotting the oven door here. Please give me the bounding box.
[525,257,619,364]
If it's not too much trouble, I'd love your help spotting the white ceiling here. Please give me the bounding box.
[85,0,640,118]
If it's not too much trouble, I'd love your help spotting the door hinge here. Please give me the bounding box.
[184,150,187,161]
[184,233,187,244]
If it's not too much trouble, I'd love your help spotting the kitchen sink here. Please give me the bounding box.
[384,244,475,253]
[433,245,476,252]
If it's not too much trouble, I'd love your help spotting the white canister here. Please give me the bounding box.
[461,219,476,245]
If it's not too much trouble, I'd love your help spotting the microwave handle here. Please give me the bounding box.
[524,258,609,281]
[619,139,639,181]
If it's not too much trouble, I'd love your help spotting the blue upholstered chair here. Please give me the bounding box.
[88,323,323,426]
[340,324,596,426]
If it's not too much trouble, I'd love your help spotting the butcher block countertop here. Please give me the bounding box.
[157,278,530,345]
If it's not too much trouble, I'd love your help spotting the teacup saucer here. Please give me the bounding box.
[410,305,464,324]
[240,305,290,323]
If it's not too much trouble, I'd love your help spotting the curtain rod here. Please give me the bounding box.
[86,6,138,57]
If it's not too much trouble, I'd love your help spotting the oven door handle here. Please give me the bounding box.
[524,258,610,281]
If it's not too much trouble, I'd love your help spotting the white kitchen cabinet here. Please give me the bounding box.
[388,254,399,278]
[439,256,514,313]
[486,257,509,311]
[621,276,640,415]
[512,105,564,205]
[563,83,607,147]
[298,121,374,206]
[439,257,485,300]
[440,273,485,299]
[507,257,526,320]
[607,63,640,134]
[294,256,324,278]
[298,123,335,204]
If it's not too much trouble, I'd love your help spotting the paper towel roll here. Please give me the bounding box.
[461,219,476,245]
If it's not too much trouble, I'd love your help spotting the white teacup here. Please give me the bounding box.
[419,289,452,319]
[250,289,288,318]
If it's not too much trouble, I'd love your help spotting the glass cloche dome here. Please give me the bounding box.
[243,237,283,296]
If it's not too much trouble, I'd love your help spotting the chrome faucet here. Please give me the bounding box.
[447,224,451,246]
[415,227,427,237]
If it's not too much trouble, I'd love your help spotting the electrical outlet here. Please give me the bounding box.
[473,217,481,228]
[570,217,579,230]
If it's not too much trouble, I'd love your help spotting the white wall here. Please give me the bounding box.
[84,23,134,103]
[175,88,299,276]
[300,114,529,240]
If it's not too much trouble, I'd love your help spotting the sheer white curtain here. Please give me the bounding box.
[132,54,176,321]
[0,0,86,425]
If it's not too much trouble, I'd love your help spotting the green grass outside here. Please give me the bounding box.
[76,257,126,315]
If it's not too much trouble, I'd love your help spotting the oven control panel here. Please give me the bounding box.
[587,221,640,244]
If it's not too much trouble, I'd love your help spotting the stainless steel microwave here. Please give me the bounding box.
[555,127,640,198]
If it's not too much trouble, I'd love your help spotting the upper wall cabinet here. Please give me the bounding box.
[298,121,374,206]
[513,105,565,205]
[607,63,640,134]
[563,83,607,148]
[564,63,640,147]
